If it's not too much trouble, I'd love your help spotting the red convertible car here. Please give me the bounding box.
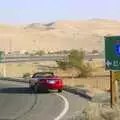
[29,72,63,93]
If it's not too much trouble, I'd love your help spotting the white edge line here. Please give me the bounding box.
[54,93,69,120]
[0,80,27,86]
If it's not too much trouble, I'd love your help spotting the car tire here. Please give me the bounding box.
[58,89,62,93]
[29,84,34,89]
[34,85,39,93]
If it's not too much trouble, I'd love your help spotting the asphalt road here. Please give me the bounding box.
[0,80,88,120]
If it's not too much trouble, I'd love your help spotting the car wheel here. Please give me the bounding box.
[29,84,34,89]
[58,89,62,93]
[34,85,39,93]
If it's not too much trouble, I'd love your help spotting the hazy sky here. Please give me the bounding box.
[0,0,119,24]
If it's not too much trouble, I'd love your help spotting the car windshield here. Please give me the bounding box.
[32,72,54,78]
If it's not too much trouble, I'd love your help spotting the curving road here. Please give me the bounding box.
[0,80,88,120]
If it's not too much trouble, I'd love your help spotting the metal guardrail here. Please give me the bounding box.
[0,55,69,63]
[0,54,105,63]
[5,55,68,59]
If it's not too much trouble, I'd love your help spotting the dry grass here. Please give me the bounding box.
[81,102,120,120]
[63,77,110,90]
[0,63,36,77]
[0,61,57,77]
[55,63,110,90]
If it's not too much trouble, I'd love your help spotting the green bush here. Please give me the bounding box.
[56,49,92,77]
[23,73,31,78]
[56,61,70,70]
[24,51,29,55]
[34,50,45,56]
[79,63,92,77]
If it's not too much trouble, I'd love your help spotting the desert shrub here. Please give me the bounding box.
[23,73,31,78]
[92,49,99,54]
[79,63,92,77]
[56,49,92,77]
[81,103,120,120]
[34,50,45,56]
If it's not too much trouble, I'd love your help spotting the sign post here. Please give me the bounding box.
[110,71,116,108]
[105,36,120,108]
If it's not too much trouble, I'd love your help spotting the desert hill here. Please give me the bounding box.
[0,19,120,53]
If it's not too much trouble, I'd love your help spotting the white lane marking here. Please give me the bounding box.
[62,110,84,119]
[0,80,28,87]
[54,93,69,120]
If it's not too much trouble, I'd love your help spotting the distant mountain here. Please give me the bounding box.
[0,19,120,52]
[25,22,56,30]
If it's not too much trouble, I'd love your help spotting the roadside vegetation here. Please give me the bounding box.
[56,49,92,77]
[22,73,31,78]
[78,102,120,120]
[34,50,45,56]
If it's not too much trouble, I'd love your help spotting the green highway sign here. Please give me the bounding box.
[105,36,120,70]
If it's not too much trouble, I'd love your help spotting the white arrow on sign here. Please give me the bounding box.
[106,60,112,67]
